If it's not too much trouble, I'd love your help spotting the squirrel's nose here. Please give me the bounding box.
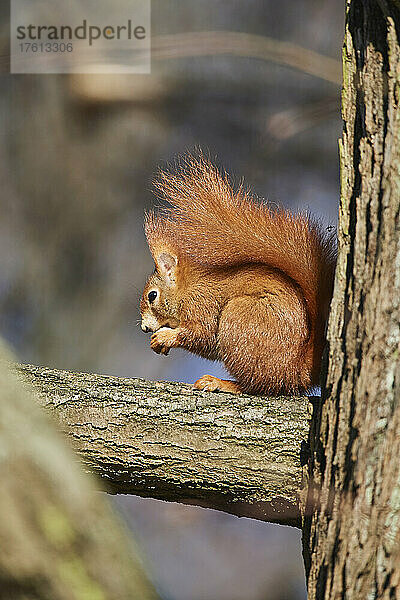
[141,324,151,333]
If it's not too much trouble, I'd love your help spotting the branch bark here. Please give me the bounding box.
[17,363,311,527]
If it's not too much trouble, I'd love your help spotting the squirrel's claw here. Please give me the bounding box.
[150,327,179,355]
[194,375,241,394]
[150,332,167,354]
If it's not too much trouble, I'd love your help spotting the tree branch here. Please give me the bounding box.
[17,363,311,527]
[152,32,341,85]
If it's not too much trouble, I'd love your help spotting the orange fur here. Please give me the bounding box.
[141,155,336,395]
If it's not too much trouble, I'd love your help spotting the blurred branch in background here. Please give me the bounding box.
[0,342,158,600]
[152,32,341,84]
[1,30,341,81]
[267,94,339,140]
[18,362,311,527]
[68,30,341,105]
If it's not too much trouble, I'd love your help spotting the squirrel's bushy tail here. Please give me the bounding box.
[146,155,337,334]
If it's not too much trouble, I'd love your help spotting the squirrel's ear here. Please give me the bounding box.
[156,252,178,284]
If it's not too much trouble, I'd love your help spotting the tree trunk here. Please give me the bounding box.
[302,1,400,598]
[0,342,158,600]
[17,363,310,526]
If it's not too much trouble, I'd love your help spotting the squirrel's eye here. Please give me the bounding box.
[148,290,158,304]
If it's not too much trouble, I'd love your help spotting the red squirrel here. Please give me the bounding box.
[140,156,336,396]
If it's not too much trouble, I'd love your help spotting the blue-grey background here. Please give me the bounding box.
[1,1,342,598]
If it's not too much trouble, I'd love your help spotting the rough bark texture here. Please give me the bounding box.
[17,363,311,526]
[0,343,158,600]
[302,1,400,598]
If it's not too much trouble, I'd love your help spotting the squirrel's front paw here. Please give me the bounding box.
[150,327,179,355]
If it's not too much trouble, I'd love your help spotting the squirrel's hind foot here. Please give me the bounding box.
[194,375,241,394]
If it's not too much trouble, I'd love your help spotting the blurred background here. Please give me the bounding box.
[1,1,342,598]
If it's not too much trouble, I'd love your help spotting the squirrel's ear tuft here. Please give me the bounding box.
[156,252,178,284]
